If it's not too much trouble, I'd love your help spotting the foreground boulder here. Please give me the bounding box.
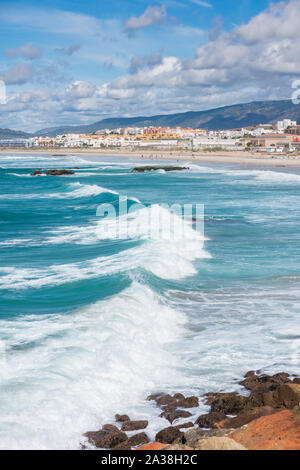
[136,442,167,451]
[132,166,189,173]
[195,436,246,451]
[229,410,300,450]
[215,406,277,429]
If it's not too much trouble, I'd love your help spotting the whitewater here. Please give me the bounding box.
[1,153,300,449]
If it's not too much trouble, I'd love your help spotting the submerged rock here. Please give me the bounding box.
[132,166,189,173]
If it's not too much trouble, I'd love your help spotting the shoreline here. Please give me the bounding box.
[2,147,300,167]
[83,369,300,451]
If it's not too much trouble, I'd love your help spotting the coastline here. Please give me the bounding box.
[2,147,300,167]
[83,369,300,451]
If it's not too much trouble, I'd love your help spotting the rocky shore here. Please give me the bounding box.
[82,370,300,451]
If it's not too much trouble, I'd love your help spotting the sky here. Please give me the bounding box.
[0,0,299,131]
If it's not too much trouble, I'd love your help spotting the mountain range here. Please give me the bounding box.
[1,99,300,138]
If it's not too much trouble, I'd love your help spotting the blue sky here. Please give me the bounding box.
[0,0,298,131]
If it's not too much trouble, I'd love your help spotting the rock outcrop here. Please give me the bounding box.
[132,166,189,173]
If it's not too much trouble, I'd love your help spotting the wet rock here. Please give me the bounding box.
[132,166,189,173]
[205,392,249,414]
[173,393,185,400]
[155,426,184,444]
[175,422,194,430]
[229,409,300,450]
[156,394,177,407]
[240,371,291,395]
[195,436,247,451]
[113,441,132,450]
[121,420,148,432]
[216,406,277,429]
[45,169,75,176]
[136,442,167,451]
[84,429,128,449]
[160,409,192,424]
[115,414,130,423]
[102,424,119,432]
[127,432,149,447]
[31,169,43,176]
[195,411,226,429]
[147,393,162,401]
[177,396,199,408]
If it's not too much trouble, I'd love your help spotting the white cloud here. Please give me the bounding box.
[55,44,80,56]
[5,42,42,59]
[0,7,102,36]
[1,64,33,85]
[125,5,167,33]
[235,0,300,43]
[187,0,212,7]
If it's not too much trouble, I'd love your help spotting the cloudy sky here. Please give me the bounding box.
[0,0,298,131]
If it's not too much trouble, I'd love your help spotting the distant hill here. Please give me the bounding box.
[35,100,300,136]
[2,99,300,138]
[0,128,32,139]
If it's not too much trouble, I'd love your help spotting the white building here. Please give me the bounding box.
[277,119,297,131]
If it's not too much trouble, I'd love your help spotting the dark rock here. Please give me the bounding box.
[115,414,130,423]
[240,371,291,395]
[84,429,128,448]
[147,393,162,401]
[121,420,148,431]
[156,394,177,407]
[177,396,199,408]
[45,169,75,176]
[195,411,226,429]
[173,393,185,400]
[156,426,184,444]
[132,166,189,173]
[127,432,149,447]
[205,392,249,414]
[161,409,192,424]
[31,169,43,176]
[216,406,278,429]
[175,422,194,429]
[102,424,119,432]
[113,441,132,450]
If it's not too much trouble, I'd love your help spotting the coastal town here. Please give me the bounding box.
[1,119,300,154]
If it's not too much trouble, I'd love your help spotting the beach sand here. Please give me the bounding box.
[2,147,300,167]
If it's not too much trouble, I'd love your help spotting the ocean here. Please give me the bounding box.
[0,153,300,449]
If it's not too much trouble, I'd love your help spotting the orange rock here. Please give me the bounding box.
[229,409,300,450]
[136,442,168,451]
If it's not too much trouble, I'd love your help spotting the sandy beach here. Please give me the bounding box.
[2,147,300,167]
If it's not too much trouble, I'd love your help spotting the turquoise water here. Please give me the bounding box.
[1,153,300,449]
